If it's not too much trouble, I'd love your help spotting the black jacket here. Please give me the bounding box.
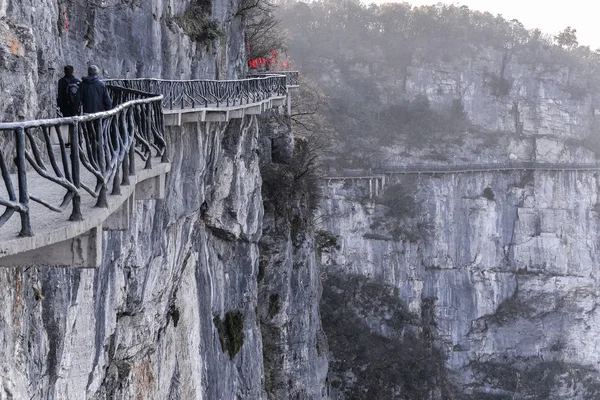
[57,75,81,117]
[79,75,112,114]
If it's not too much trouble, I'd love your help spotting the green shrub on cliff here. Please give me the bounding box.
[175,0,222,44]
[213,311,245,359]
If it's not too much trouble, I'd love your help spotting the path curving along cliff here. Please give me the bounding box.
[0,74,291,268]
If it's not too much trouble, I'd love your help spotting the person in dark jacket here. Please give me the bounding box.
[57,65,81,117]
[79,65,112,114]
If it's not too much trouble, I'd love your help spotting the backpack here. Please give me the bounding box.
[65,80,79,106]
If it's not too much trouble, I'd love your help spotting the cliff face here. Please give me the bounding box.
[0,1,328,399]
[258,209,329,400]
[320,48,600,398]
[257,114,329,400]
[378,47,598,166]
[0,0,246,120]
[0,118,269,399]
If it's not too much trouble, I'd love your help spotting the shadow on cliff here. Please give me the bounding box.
[321,273,457,400]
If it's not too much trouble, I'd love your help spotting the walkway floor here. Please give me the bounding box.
[0,145,169,257]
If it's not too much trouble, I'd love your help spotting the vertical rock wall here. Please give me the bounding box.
[319,47,600,398]
[322,167,600,397]
[0,2,331,399]
[0,117,268,399]
[0,0,246,120]
[258,209,329,400]
[256,112,329,399]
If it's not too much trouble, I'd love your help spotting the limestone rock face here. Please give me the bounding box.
[0,1,330,398]
[256,111,328,399]
[258,209,329,400]
[0,0,246,120]
[320,49,600,398]
[323,171,600,397]
[0,1,331,398]
[0,118,268,400]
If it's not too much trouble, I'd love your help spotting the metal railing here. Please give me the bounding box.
[106,75,288,110]
[0,73,295,238]
[0,86,165,237]
[324,162,600,179]
[379,162,600,173]
[248,71,299,87]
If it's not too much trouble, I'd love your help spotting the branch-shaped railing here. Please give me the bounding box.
[1,74,295,239]
[106,75,288,110]
[0,87,165,237]
[248,71,299,87]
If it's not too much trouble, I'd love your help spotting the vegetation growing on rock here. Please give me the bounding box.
[315,230,340,256]
[321,273,452,399]
[278,0,600,166]
[214,311,245,359]
[175,0,222,44]
[470,360,600,399]
[369,182,433,242]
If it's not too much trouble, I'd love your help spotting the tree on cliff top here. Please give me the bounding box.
[555,26,579,49]
[241,0,287,59]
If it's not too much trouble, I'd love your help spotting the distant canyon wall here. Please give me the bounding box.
[319,46,600,398]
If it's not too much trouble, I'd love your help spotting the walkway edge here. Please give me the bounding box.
[0,162,170,265]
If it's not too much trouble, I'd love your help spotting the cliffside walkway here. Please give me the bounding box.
[0,73,297,267]
[324,161,600,198]
[107,71,297,125]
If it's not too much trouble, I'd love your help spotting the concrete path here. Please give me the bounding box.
[0,144,169,259]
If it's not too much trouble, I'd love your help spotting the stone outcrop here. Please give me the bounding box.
[258,207,329,400]
[257,114,329,399]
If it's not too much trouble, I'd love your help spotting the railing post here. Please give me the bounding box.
[111,116,121,196]
[69,123,83,221]
[154,102,169,163]
[95,118,108,208]
[128,109,136,176]
[121,110,131,186]
[145,103,152,169]
[15,127,32,236]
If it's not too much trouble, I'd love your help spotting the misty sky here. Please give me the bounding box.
[364,0,600,49]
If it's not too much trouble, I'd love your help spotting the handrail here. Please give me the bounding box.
[106,75,288,110]
[107,75,288,84]
[0,95,162,130]
[1,74,294,239]
[0,86,166,237]
[248,71,299,87]
[324,162,600,179]
[379,162,600,173]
